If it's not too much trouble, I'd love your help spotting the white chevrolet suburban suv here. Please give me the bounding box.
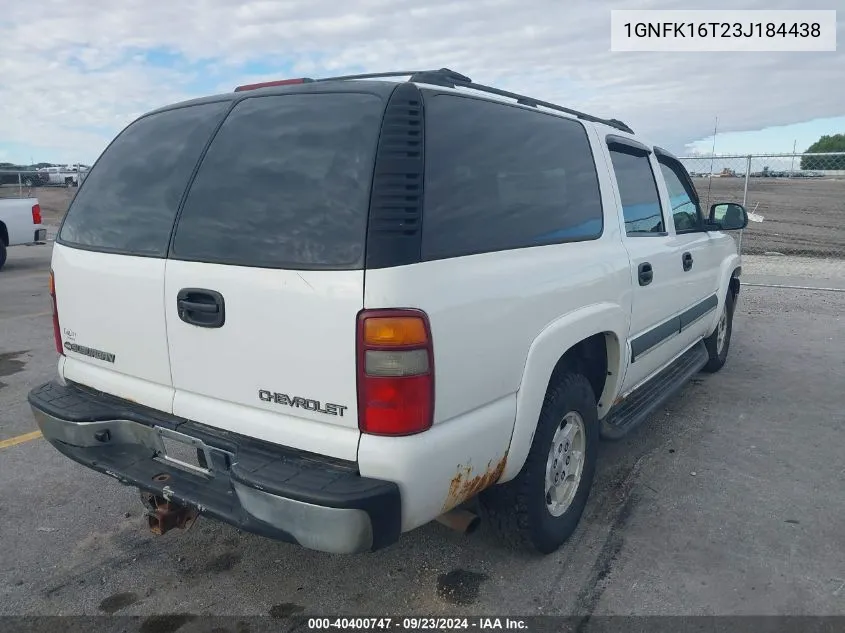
[28,68,747,555]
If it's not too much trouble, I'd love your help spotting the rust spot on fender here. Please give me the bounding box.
[442,452,508,512]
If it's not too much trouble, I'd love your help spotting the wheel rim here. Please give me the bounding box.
[716,304,728,353]
[544,411,586,517]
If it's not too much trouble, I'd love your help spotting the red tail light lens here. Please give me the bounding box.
[32,203,42,225]
[357,309,434,436]
[49,271,63,356]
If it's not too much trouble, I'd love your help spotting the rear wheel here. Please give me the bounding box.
[0,241,7,271]
[702,291,735,373]
[22,177,33,187]
[479,372,598,553]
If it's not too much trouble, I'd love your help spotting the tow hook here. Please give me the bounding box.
[140,491,199,535]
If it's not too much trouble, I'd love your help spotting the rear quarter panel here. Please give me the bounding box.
[359,121,632,528]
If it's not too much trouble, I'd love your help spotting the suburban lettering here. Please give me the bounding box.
[63,342,116,363]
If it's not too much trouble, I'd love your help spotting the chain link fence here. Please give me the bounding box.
[0,166,86,199]
[0,170,80,229]
[0,170,50,197]
[678,152,845,259]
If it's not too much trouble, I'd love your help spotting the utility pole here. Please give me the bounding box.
[705,115,718,210]
[790,139,797,176]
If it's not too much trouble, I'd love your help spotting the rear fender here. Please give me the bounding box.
[499,303,629,483]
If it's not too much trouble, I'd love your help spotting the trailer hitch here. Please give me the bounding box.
[140,491,199,535]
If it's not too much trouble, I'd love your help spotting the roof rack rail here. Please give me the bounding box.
[234,71,434,92]
[234,68,633,134]
[405,69,633,134]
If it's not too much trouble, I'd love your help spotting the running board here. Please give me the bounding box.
[601,341,709,440]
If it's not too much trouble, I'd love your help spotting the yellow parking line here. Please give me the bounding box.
[5,273,50,283]
[0,310,52,322]
[0,430,42,449]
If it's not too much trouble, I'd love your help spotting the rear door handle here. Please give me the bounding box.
[177,288,225,328]
[682,252,694,271]
[177,300,218,314]
[638,262,653,286]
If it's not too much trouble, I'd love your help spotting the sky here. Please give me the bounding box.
[0,0,842,166]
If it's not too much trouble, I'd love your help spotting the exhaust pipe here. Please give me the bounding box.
[436,508,481,534]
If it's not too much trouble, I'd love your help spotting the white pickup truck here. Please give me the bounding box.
[0,197,47,270]
[38,166,88,187]
[29,69,748,555]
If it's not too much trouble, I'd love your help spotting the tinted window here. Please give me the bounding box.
[658,161,701,232]
[172,93,384,269]
[422,95,603,260]
[608,150,665,235]
[59,102,228,255]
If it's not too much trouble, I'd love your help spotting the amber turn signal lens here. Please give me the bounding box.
[363,317,428,346]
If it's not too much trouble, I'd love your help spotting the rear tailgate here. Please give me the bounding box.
[164,92,386,461]
[53,101,230,412]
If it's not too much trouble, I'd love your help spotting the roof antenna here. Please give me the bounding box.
[705,115,718,210]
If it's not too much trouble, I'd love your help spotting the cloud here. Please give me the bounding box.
[1,0,842,163]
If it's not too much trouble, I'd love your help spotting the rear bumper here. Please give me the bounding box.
[28,380,401,554]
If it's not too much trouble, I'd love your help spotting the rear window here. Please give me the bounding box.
[59,102,229,256]
[421,94,603,261]
[171,92,385,269]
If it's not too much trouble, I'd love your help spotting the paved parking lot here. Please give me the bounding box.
[1,242,844,620]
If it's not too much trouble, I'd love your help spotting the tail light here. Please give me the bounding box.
[32,203,42,225]
[356,309,434,436]
[49,271,63,356]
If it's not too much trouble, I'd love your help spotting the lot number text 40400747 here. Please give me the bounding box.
[307,617,529,631]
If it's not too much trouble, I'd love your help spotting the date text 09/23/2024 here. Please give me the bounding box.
[307,618,528,631]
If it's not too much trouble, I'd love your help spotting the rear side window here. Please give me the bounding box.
[608,149,665,235]
[422,95,603,261]
[59,102,228,256]
[171,93,384,269]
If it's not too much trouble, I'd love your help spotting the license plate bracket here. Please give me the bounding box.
[153,427,214,477]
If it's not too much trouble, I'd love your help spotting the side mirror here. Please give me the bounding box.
[708,202,748,231]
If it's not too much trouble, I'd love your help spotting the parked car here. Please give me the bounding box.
[0,196,47,270]
[28,68,747,555]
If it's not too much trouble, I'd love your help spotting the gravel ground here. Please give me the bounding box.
[692,177,845,259]
[1,243,843,628]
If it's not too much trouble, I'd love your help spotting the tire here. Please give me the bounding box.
[0,241,7,271]
[479,372,599,554]
[22,178,33,187]
[702,290,735,373]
